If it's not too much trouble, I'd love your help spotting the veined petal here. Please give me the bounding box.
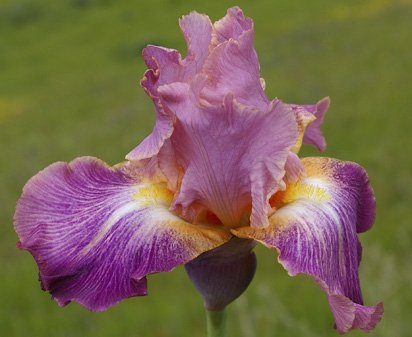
[128,7,270,166]
[202,8,268,109]
[126,13,213,161]
[211,6,253,46]
[14,157,230,311]
[284,152,305,184]
[158,82,298,228]
[233,157,382,333]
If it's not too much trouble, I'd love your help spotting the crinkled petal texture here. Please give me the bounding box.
[14,157,230,311]
[203,7,268,109]
[126,7,314,229]
[233,157,383,333]
[159,81,298,228]
[126,11,214,162]
[127,6,269,161]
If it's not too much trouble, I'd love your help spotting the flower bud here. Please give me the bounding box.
[185,237,256,311]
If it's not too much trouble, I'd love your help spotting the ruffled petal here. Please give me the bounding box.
[211,6,253,46]
[127,7,273,169]
[126,13,213,161]
[158,81,298,228]
[179,11,213,73]
[14,157,230,311]
[126,49,179,161]
[289,97,330,152]
[142,46,184,87]
[202,8,268,109]
[233,157,382,333]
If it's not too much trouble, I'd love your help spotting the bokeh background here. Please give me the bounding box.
[1,0,411,336]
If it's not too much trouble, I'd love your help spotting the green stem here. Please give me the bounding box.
[206,309,227,337]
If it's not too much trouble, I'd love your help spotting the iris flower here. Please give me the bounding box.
[14,7,383,334]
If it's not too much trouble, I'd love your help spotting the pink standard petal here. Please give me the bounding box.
[14,157,230,311]
[211,6,253,46]
[233,157,382,333]
[158,81,298,228]
[126,58,176,161]
[289,97,330,152]
[203,15,268,109]
[127,13,213,161]
[128,7,272,167]
[284,152,305,184]
[179,11,213,73]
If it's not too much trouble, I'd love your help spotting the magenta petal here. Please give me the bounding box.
[14,157,230,311]
[233,157,382,333]
[158,82,297,228]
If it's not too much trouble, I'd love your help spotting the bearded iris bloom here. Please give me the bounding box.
[14,7,383,334]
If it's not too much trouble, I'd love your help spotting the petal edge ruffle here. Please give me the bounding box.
[14,157,230,311]
[232,157,382,333]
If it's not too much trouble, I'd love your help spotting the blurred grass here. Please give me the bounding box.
[1,0,411,336]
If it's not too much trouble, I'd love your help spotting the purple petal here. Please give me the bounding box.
[14,157,230,311]
[158,82,298,228]
[233,157,382,333]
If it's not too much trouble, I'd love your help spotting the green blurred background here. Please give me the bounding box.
[1,0,411,336]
